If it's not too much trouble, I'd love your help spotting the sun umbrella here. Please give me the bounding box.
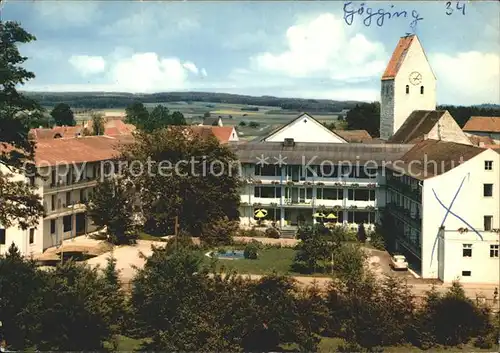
[254,209,268,218]
[326,213,337,219]
[313,212,326,218]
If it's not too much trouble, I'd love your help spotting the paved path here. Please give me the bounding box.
[70,235,498,301]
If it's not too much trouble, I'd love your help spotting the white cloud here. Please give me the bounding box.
[430,51,500,104]
[201,68,208,77]
[182,61,199,75]
[246,13,387,82]
[69,55,106,75]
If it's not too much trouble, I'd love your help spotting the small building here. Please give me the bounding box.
[462,116,500,144]
[202,116,223,127]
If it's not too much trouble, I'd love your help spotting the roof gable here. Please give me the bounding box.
[263,113,347,143]
[389,110,446,143]
[382,35,436,81]
[463,116,500,133]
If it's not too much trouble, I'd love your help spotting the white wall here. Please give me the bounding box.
[421,149,500,281]
[0,164,44,256]
[265,114,346,143]
[427,111,472,145]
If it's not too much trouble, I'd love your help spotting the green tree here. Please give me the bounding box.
[145,104,170,132]
[102,255,126,348]
[123,128,240,238]
[0,243,46,350]
[50,103,75,126]
[171,111,187,125]
[90,112,106,135]
[248,121,260,128]
[331,243,367,287]
[357,223,367,243]
[413,281,492,348]
[0,21,44,229]
[35,261,116,351]
[201,216,239,246]
[125,101,149,126]
[239,121,247,127]
[346,102,380,137]
[87,177,136,244]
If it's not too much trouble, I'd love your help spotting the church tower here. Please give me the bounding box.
[380,35,437,140]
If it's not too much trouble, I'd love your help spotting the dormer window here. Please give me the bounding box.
[405,85,409,94]
[420,86,424,94]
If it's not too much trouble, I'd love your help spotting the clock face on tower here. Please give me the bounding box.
[409,71,422,85]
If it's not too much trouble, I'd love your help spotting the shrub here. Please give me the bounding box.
[244,243,258,259]
[370,232,385,250]
[201,217,238,246]
[239,228,265,238]
[265,227,280,239]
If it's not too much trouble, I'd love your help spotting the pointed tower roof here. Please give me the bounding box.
[382,34,416,80]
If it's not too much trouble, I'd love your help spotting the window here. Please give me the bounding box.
[50,220,56,235]
[29,228,35,244]
[420,86,424,94]
[461,271,471,277]
[80,189,86,203]
[490,245,499,258]
[484,216,493,231]
[483,184,493,197]
[348,189,375,201]
[254,186,281,198]
[462,244,472,257]
[66,191,71,206]
[0,229,5,245]
[405,85,409,94]
[63,215,72,232]
[51,195,56,211]
[321,188,341,200]
[485,161,493,170]
[255,165,281,177]
[51,169,57,186]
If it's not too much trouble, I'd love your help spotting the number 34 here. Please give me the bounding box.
[446,1,466,16]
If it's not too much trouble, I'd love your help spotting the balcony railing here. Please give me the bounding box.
[46,177,98,192]
[386,203,422,230]
[386,178,422,203]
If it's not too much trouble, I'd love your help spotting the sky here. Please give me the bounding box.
[3,0,499,105]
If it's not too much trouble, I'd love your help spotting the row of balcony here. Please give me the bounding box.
[386,203,422,230]
[241,201,377,211]
[385,178,422,203]
[243,178,378,188]
[45,176,98,193]
[44,201,87,218]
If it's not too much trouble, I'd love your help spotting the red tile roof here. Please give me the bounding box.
[211,127,236,144]
[332,130,372,143]
[34,136,130,166]
[30,126,83,140]
[463,116,500,133]
[468,134,494,146]
[382,35,415,80]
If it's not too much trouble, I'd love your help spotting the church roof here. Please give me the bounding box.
[463,116,500,133]
[382,35,415,80]
[389,110,447,144]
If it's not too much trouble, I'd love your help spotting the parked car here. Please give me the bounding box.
[390,255,408,271]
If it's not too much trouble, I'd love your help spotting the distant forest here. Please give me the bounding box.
[24,91,500,127]
[24,91,365,112]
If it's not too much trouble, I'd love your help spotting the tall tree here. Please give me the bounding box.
[171,111,187,125]
[90,112,106,135]
[122,127,240,239]
[87,177,136,244]
[0,21,44,229]
[124,102,149,127]
[345,102,380,137]
[50,103,75,126]
[145,104,170,132]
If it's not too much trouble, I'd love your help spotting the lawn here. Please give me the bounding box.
[208,247,297,275]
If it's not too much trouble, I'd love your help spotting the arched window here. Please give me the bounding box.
[405,85,409,94]
[420,86,424,94]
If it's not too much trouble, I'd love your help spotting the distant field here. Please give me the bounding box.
[70,101,342,138]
